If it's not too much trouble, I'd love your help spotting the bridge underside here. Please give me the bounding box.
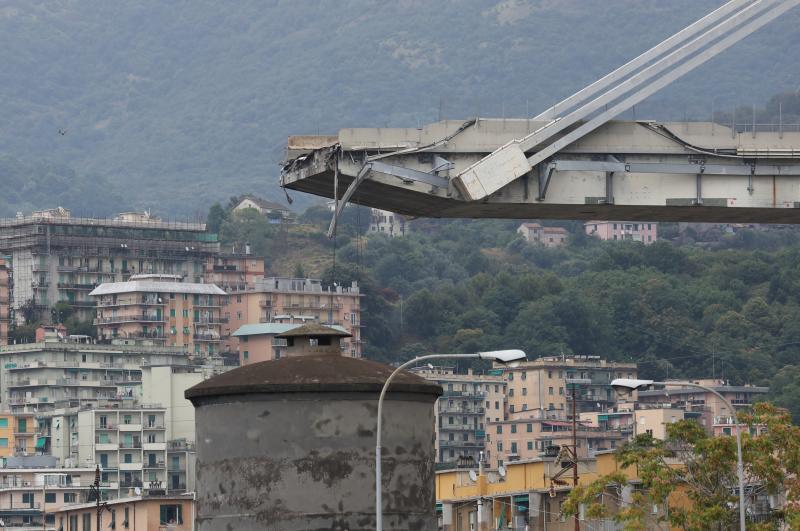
[282,119,800,223]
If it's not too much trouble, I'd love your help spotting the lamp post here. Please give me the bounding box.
[611,378,746,531]
[375,349,527,531]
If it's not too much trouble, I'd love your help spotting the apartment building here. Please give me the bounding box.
[233,322,351,364]
[77,407,169,498]
[580,406,689,440]
[501,356,638,418]
[517,223,568,247]
[637,379,768,431]
[0,210,219,323]
[368,209,410,237]
[91,275,228,356]
[0,412,39,458]
[0,258,10,346]
[203,253,265,292]
[53,493,195,531]
[585,220,658,244]
[412,366,506,465]
[0,339,188,419]
[223,277,363,357]
[0,465,97,529]
[486,415,625,468]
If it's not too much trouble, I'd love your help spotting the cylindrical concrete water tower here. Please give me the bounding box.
[186,323,442,530]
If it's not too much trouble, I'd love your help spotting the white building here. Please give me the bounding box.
[368,209,410,237]
[77,407,168,498]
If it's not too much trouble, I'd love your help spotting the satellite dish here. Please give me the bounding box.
[468,470,478,482]
[498,465,507,478]
[134,487,142,496]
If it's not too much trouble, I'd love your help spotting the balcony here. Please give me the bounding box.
[143,442,167,451]
[119,462,143,471]
[439,406,486,415]
[94,314,166,325]
[96,442,119,451]
[119,480,144,489]
[143,461,166,469]
[119,442,142,449]
[57,282,97,290]
[119,423,142,432]
[144,424,166,430]
[193,334,222,342]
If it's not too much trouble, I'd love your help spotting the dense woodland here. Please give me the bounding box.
[1,0,799,215]
[208,201,800,422]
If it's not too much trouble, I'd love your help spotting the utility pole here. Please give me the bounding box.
[565,378,591,531]
[571,383,579,531]
[88,465,109,531]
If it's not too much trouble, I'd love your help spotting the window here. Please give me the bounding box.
[124,453,132,464]
[521,371,527,381]
[18,419,27,432]
[70,515,78,531]
[0,418,7,428]
[170,308,176,317]
[83,513,92,531]
[511,442,518,454]
[64,493,76,503]
[509,389,514,397]
[508,373,513,381]
[182,309,189,318]
[497,442,503,452]
[45,492,56,503]
[22,493,33,505]
[509,405,515,413]
[510,424,517,434]
[448,417,454,425]
[243,351,249,360]
[548,387,554,395]
[547,370,553,378]
[526,423,533,433]
[0,438,7,448]
[527,441,533,450]
[494,385,499,393]
[123,415,132,425]
[559,387,564,395]
[159,505,183,525]
[494,401,499,410]
[522,388,527,396]
[496,425,502,434]
[124,508,130,528]
[448,433,454,441]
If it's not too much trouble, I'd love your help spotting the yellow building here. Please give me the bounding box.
[436,452,661,531]
[0,412,39,458]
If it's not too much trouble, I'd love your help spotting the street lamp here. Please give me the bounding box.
[611,378,746,531]
[375,349,527,531]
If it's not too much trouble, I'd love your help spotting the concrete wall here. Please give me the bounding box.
[193,392,437,530]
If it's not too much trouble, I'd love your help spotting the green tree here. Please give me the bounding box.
[564,403,800,530]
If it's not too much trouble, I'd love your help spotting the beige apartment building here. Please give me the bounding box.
[637,379,768,432]
[91,275,228,356]
[486,415,625,468]
[580,406,688,440]
[53,493,195,531]
[501,355,638,418]
[223,277,363,357]
[0,466,98,529]
[517,223,569,247]
[203,253,264,292]
[413,366,506,465]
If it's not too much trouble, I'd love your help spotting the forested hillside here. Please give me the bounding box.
[212,202,800,421]
[2,0,799,215]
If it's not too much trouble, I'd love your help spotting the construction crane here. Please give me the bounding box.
[281,0,800,233]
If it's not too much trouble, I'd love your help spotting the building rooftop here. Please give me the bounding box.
[90,280,226,296]
[232,323,349,337]
[638,385,769,397]
[0,340,191,355]
[186,355,441,400]
[276,323,352,338]
[54,493,195,512]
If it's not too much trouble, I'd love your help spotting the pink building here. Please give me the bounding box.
[585,221,658,244]
[232,322,351,365]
